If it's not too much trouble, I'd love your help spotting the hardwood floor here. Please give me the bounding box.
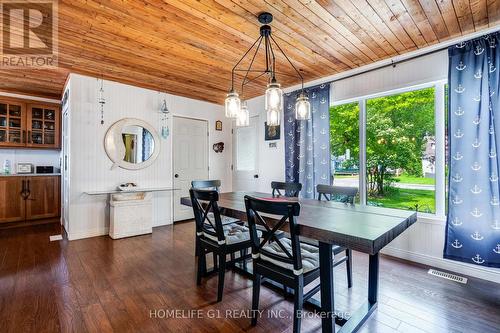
[0,222,498,333]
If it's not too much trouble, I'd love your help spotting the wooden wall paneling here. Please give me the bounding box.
[226,0,356,70]
[470,0,490,30]
[383,0,431,46]
[487,0,500,25]
[0,0,496,103]
[298,0,386,60]
[346,0,416,51]
[264,0,376,64]
[169,0,338,77]
[317,0,399,55]
[416,0,451,40]
[398,0,439,43]
[453,0,477,34]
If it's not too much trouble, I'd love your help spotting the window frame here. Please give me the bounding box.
[332,79,447,220]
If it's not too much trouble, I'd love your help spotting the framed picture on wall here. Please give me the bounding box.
[215,120,222,131]
[265,122,280,141]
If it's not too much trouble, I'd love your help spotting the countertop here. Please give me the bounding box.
[0,173,61,177]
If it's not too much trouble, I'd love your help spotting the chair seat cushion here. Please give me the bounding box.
[299,237,345,254]
[203,223,262,245]
[260,238,320,274]
[207,212,240,225]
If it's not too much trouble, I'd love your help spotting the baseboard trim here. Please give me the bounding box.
[68,227,109,241]
[382,247,500,283]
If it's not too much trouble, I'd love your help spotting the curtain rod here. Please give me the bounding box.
[282,26,500,93]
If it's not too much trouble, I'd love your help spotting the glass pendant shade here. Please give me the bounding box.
[236,102,249,127]
[267,108,280,126]
[295,92,311,121]
[225,91,241,118]
[265,82,283,113]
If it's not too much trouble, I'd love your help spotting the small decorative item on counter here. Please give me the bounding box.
[118,182,138,191]
[2,159,11,174]
[213,142,224,153]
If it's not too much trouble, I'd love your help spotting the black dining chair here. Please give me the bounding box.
[317,184,358,288]
[191,179,240,225]
[190,188,257,302]
[191,180,241,259]
[191,179,221,191]
[245,195,321,333]
[271,181,302,197]
[317,184,358,205]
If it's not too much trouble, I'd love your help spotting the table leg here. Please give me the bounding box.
[319,242,335,333]
[368,253,379,304]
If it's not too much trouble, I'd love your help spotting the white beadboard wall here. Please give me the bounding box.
[0,149,60,171]
[241,51,499,283]
[66,74,231,240]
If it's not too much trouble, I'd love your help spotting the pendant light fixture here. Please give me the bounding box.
[236,101,249,127]
[225,12,310,125]
[295,91,311,121]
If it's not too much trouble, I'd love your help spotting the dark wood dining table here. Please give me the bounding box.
[181,191,418,333]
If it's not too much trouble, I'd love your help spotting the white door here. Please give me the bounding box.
[173,116,208,221]
[232,115,259,191]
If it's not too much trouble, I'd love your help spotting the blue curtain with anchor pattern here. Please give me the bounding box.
[284,83,331,199]
[444,32,500,268]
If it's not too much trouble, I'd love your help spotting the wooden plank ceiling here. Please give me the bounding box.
[1,0,499,103]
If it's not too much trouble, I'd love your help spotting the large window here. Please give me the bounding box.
[366,87,436,213]
[330,82,446,216]
[330,102,359,202]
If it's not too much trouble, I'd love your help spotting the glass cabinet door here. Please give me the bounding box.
[27,104,60,148]
[0,101,25,147]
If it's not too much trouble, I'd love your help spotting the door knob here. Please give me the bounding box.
[174,174,179,178]
[254,174,259,178]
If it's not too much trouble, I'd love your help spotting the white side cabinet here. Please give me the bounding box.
[109,192,152,239]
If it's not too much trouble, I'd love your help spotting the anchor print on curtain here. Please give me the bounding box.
[444,32,500,268]
[284,83,331,199]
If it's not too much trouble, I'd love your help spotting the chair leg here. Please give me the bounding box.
[251,273,261,326]
[242,248,248,270]
[346,249,353,288]
[197,247,206,285]
[293,278,304,333]
[217,253,227,302]
[283,285,288,298]
[213,252,218,271]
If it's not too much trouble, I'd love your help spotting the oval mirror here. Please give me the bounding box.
[104,118,161,170]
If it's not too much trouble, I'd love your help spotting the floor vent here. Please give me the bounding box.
[428,269,467,284]
[49,235,63,242]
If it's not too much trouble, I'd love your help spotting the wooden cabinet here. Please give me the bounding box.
[0,97,60,149]
[25,176,60,220]
[0,177,25,222]
[0,176,60,224]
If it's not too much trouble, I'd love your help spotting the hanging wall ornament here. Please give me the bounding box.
[98,77,106,125]
[160,93,170,139]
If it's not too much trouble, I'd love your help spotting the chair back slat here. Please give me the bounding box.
[189,189,225,243]
[271,181,302,197]
[316,184,358,204]
[191,179,221,191]
[244,195,302,270]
